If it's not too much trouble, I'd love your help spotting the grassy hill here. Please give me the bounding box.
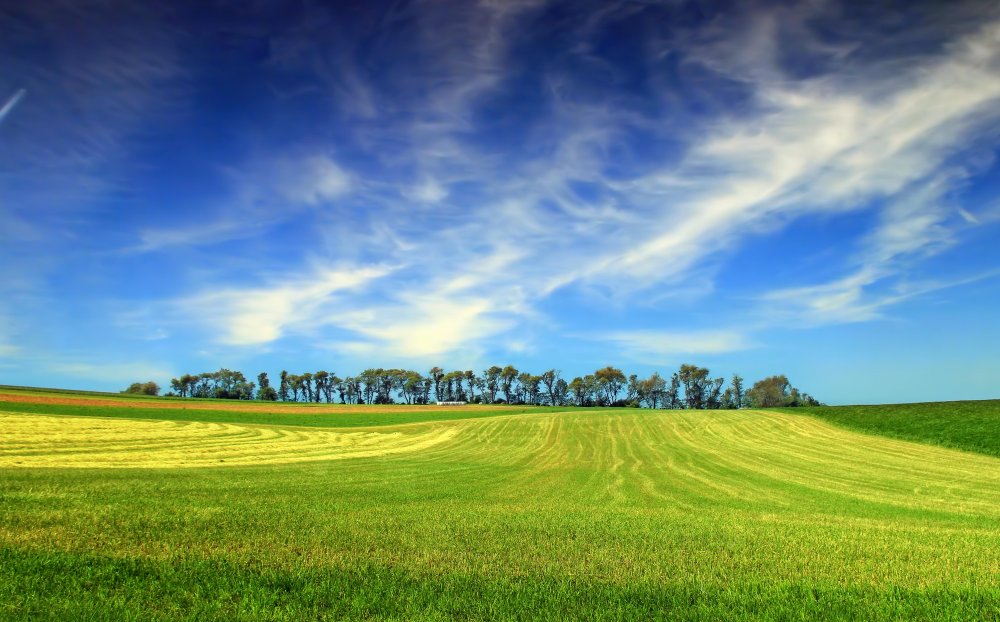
[1,390,999,619]
[780,399,1000,458]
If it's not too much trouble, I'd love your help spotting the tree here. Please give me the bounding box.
[705,377,725,409]
[552,378,569,406]
[359,369,379,404]
[801,392,821,407]
[483,366,502,403]
[299,372,313,403]
[569,377,587,406]
[191,374,209,398]
[500,365,519,404]
[746,375,790,408]
[540,369,560,406]
[157,363,817,411]
[315,370,335,403]
[583,374,598,406]
[171,369,254,400]
[289,374,303,402]
[329,375,343,403]
[518,372,541,405]
[594,366,626,406]
[400,371,424,404]
[376,369,398,404]
[123,381,159,396]
[678,364,710,409]
[730,374,744,409]
[342,376,362,404]
[182,374,199,397]
[442,370,466,402]
[639,372,667,409]
[420,376,433,404]
[745,377,821,407]
[349,375,359,404]
[256,372,278,401]
[721,387,735,409]
[279,370,290,402]
[569,375,597,407]
[625,374,641,404]
[169,374,198,398]
[429,367,445,402]
[464,370,478,402]
[314,371,329,403]
[665,373,681,409]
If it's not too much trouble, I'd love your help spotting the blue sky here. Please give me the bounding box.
[1,0,999,404]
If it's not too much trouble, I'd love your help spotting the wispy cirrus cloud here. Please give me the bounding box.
[759,266,1000,327]
[5,0,1000,386]
[754,172,979,325]
[0,2,184,235]
[175,264,395,346]
[153,1,1000,361]
[0,88,25,126]
[584,17,1000,287]
[132,152,354,252]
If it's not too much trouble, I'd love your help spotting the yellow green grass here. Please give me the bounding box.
[1,391,999,620]
[0,414,459,468]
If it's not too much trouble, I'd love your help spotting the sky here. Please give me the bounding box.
[1,0,999,405]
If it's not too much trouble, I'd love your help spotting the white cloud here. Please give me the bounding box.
[273,154,352,205]
[760,267,1000,327]
[758,270,887,325]
[594,329,753,364]
[404,178,448,203]
[580,19,1000,293]
[756,166,987,326]
[337,294,514,359]
[177,264,395,346]
[125,5,1000,362]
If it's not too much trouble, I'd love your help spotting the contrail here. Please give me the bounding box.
[0,89,26,125]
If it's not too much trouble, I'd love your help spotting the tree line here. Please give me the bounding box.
[136,364,820,409]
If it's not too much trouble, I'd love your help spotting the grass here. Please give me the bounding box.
[1,389,999,619]
[780,399,1000,458]
[0,413,460,468]
[0,384,162,399]
[0,399,554,429]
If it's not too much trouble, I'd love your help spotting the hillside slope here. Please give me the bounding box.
[780,399,1000,458]
[2,404,1000,619]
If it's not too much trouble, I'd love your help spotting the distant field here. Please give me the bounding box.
[1,389,999,620]
[782,399,1000,458]
[0,387,553,429]
[0,383,555,409]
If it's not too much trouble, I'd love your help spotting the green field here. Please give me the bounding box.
[1,390,999,620]
[780,399,1000,458]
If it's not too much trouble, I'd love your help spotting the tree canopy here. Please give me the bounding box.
[122,381,159,396]
[156,364,821,409]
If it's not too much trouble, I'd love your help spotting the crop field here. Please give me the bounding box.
[1,389,999,620]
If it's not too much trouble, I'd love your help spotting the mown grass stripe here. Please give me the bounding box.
[2,402,1000,619]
